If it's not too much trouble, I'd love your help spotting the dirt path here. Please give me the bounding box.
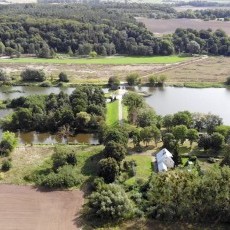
[117,88,127,125]
[0,184,84,230]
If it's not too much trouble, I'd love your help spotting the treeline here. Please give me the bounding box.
[0,4,229,57]
[178,9,230,21]
[0,3,168,56]
[173,28,230,56]
[2,85,106,133]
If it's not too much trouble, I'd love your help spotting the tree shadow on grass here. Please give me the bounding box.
[80,150,104,196]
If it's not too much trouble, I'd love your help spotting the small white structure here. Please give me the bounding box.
[156,148,174,172]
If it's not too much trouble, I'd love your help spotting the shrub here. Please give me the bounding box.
[126,73,139,86]
[104,141,127,162]
[1,159,12,171]
[225,76,230,85]
[21,69,46,82]
[0,131,18,156]
[86,184,134,220]
[39,165,81,188]
[52,149,77,171]
[59,72,69,82]
[0,69,9,81]
[98,157,119,183]
[39,82,51,87]
[108,76,120,89]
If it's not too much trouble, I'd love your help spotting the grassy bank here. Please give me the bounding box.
[106,100,119,126]
[0,55,188,65]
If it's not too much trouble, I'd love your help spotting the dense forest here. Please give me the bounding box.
[0,3,230,57]
[2,85,106,133]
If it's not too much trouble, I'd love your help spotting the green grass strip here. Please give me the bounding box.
[0,55,189,65]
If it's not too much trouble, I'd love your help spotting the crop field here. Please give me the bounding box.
[137,18,230,35]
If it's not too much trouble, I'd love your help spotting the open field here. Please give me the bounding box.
[0,184,83,230]
[0,56,195,84]
[162,56,230,84]
[0,146,54,185]
[0,56,187,65]
[137,17,230,35]
[0,145,103,185]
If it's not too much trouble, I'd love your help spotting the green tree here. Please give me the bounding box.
[163,114,174,131]
[198,134,212,150]
[75,112,91,130]
[187,40,201,54]
[187,128,199,147]
[0,69,9,81]
[226,77,230,85]
[86,184,134,220]
[104,141,127,163]
[104,128,128,146]
[172,111,192,128]
[21,69,46,82]
[108,76,120,90]
[172,125,188,144]
[162,133,177,151]
[0,131,18,156]
[123,92,145,124]
[0,41,5,54]
[38,43,51,58]
[210,132,225,150]
[148,75,158,86]
[98,157,119,183]
[136,108,157,127]
[59,72,69,82]
[126,73,139,86]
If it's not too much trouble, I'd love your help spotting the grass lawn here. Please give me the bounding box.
[106,100,119,126]
[125,154,152,185]
[0,55,188,65]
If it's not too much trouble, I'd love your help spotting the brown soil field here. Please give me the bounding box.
[137,18,230,35]
[159,56,230,83]
[0,184,84,230]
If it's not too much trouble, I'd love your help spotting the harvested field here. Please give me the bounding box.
[137,17,230,35]
[0,62,177,84]
[0,184,83,230]
[160,56,230,83]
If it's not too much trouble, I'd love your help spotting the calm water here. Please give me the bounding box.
[0,86,102,144]
[141,86,230,125]
[0,86,76,100]
[1,86,230,144]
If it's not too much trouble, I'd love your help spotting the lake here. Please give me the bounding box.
[1,85,230,144]
[141,86,230,125]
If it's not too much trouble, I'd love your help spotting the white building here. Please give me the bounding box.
[156,148,174,172]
